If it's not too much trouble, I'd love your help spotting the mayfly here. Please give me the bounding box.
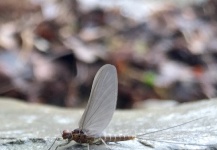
[48,64,212,150]
[49,64,136,150]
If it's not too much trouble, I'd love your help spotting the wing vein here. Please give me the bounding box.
[78,64,118,136]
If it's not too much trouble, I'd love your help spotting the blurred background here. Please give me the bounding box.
[0,0,217,109]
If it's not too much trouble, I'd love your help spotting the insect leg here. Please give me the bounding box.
[100,138,111,150]
[54,140,71,150]
[48,138,58,150]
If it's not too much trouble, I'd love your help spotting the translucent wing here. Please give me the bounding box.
[79,64,118,137]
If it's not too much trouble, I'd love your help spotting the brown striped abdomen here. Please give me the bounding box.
[72,133,135,144]
[73,134,95,144]
[101,135,135,142]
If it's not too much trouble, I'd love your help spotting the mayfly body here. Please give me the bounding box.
[49,64,135,150]
[49,64,213,150]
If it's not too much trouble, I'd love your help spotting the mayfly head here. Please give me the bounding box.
[62,130,72,140]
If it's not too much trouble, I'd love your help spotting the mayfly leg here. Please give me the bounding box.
[55,140,71,150]
[48,137,72,150]
[100,138,111,150]
[48,138,57,150]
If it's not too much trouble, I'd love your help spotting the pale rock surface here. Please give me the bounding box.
[0,98,217,150]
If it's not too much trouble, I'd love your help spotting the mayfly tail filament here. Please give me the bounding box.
[136,117,205,138]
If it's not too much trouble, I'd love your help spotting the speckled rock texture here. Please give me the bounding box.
[0,98,216,150]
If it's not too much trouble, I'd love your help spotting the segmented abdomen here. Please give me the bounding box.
[73,134,135,144]
[101,135,135,142]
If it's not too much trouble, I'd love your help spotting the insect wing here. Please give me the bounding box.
[79,64,118,137]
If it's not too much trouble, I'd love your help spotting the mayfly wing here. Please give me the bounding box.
[79,64,118,137]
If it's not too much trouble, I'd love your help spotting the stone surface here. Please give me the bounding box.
[0,98,217,150]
